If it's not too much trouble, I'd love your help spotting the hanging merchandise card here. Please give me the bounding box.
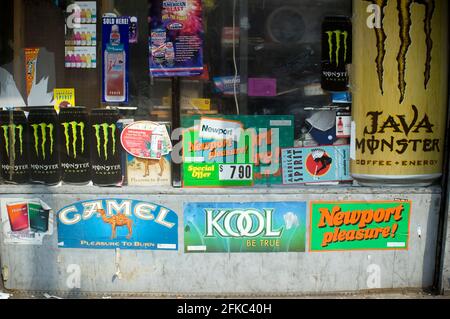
[72,1,97,24]
[102,16,130,103]
[65,46,97,69]
[65,24,97,47]
[149,0,204,77]
[65,2,97,69]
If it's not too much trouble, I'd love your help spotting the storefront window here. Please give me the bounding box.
[0,0,447,188]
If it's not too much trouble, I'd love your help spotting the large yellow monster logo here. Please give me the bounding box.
[364,0,435,103]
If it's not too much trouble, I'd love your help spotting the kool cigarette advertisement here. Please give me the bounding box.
[310,201,411,251]
[184,202,306,253]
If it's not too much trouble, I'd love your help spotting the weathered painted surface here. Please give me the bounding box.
[442,195,450,295]
[0,186,442,295]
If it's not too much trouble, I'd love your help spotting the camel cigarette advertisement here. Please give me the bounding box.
[149,0,204,77]
[184,202,306,253]
[281,145,352,184]
[57,199,178,250]
[1,198,53,245]
[310,201,411,252]
[182,115,294,187]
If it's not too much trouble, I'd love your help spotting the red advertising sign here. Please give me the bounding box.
[120,121,172,160]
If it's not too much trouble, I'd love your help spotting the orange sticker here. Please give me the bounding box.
[25,48,40,97]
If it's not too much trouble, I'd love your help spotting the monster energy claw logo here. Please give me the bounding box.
[365,0,435,103]
[93,123,116,160]
[326,30,349,66]
[1,124,23,159]
[62,122,85,159]
[32,123,54,160]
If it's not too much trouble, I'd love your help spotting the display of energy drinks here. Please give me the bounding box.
[59,107,91,184]
[90,109,122,186]
[6,202,29,232]
[28,202,49,233]
[0,110,30,184]
[28,108,61,185]
[321,16,352,92]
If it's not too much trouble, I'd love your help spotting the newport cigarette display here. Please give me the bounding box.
[310,201,411,251]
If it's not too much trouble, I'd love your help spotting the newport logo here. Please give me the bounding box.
[205,209,282,238]
[1,124,23,159]
[326,30,349,66]
[62,122,85,159]
[31,123,54,160]
[365,0,435,103]
[198,117,243,142]
[93,124,116,160]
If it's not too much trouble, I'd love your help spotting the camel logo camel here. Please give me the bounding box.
[97,208,132,240]
[365,0,435,103]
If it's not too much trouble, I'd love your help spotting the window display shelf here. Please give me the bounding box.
[0,184,441,195]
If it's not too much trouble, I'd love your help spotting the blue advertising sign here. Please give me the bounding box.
[102,16,129,103]
[57,199,178,250]
[184,202,306,253]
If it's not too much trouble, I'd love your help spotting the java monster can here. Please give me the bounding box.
[321,16,352,92]
[28,108,61,185]
[0,110,30,184]
[351,0,448,186]
[59,107,91,184]
[90,109,122,186]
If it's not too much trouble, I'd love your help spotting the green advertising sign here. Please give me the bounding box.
[184,202,306,253]
[310,201,411,251]
[182,115,294,187]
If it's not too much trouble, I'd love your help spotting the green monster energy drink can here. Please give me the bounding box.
[90,109,122,186]
[28,108,61,185]
[59,107,91,184]
[321,16,352,92]
[0,110,30,184]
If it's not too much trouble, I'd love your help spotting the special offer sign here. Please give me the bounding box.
[310,201,411,251]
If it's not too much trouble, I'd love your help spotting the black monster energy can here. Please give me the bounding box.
[59,107,90,184]
[0,110,30,184]
[321,16,352,92]
[28,108,61,185]
[90,109,122,186]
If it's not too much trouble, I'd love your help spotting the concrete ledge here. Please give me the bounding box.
[0,185,442,195]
